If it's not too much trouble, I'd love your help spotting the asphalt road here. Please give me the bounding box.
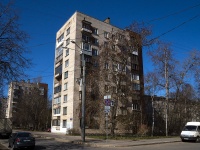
[1,137,200,150]
[0,137,103,150]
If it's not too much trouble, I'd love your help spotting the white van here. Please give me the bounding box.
[180,122,200,142]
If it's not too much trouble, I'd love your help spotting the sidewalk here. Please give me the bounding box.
[25,130,181,148]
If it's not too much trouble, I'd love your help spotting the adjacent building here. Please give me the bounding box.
[52,11,144,134]
[0,97,7,118]
[6,80,48,120]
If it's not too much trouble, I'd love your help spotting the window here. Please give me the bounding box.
[66,27,70,35]
[53,107,60,115]
[132,83,140,90]
[52,119,60,126]
[54,85,61,94]
[64,83,68,90]
[93,28,98,35]
[132,74,139,81]
[104,42,108,48]
[57,33,64,43]
[65,48,69,56]
[104,31,109,38]
[85,57,91,63]
[105,62,109,69]
[63,120,67,128]
[82,35,90,43]
[113,86,117,93]
[132,103,140,110]
[132,64,139,70]
[82,23,91,30]
[92,48,98,56]
[133,55,138,62]
[93,61,98,67]
[56,45,63,57]
[66,38,70,46]
[94,38,99,45]
[82,43,91,51]
[106,74,110,81]
[105,85,109,92]
[122,66,126,72]
[63,107,67,115]
[64,94,67,102]
[55,65,62,75]
[113,64,118,71]
[65,59,69,67]
[64,71,68,79]
[54,96,61,104]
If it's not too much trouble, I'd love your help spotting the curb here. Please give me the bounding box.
[72,139,181,148]
[33,134,181,148]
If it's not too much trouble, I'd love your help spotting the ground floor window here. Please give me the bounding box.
[63,120,67,128]
[52,119,60,126]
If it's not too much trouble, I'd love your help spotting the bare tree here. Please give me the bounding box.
[14,83,50,130]
[0,1,31,87]
[148,41,176,136]
[96,28,146,136]
[148,42,200,136]
[144,72,160,136]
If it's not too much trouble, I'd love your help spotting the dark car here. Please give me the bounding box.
[8,132,35,150]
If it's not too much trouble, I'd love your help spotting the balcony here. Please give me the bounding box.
[132,51,138,55]
[55,73,62,79]
[55,65,62,80]
[81,43,92,56]
[55,54,63,64]
[81,28,92,33]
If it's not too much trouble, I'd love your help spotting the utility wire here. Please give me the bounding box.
[149,14,200,43]
[145,3,200,24]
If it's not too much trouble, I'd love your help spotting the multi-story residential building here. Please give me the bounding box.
[52,11,144,134]
[6,80,48,120]
[0,97,7,118]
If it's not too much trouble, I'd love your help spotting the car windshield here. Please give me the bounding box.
[183,125,197,131]
[17,133,33,137]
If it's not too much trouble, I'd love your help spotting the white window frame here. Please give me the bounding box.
[64,83,68,91]
[66,27,70,35]
[64,94,67,102]
[63,120,67,128]
[64,71,68,79]
[63,107,67,115]
[65,48,69,56]
[65,59,69,68]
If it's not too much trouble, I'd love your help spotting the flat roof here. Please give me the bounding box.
[186,122,200,125]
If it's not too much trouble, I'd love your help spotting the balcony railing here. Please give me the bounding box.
[55,54,63,64]
[81,28,92,33]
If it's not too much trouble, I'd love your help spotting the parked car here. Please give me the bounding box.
[8,132,35,150]
[180,122,200,142]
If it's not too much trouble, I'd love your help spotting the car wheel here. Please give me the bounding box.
[181,139,185,142]
[196,136,200,142]
[11,144,16,150]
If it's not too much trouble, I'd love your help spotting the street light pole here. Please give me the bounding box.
[81,52,86,142]
[71,41,85,142]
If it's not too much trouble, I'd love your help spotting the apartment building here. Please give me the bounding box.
[0,97,7,118]
[6,80,48,120]
[52,11,144,134]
